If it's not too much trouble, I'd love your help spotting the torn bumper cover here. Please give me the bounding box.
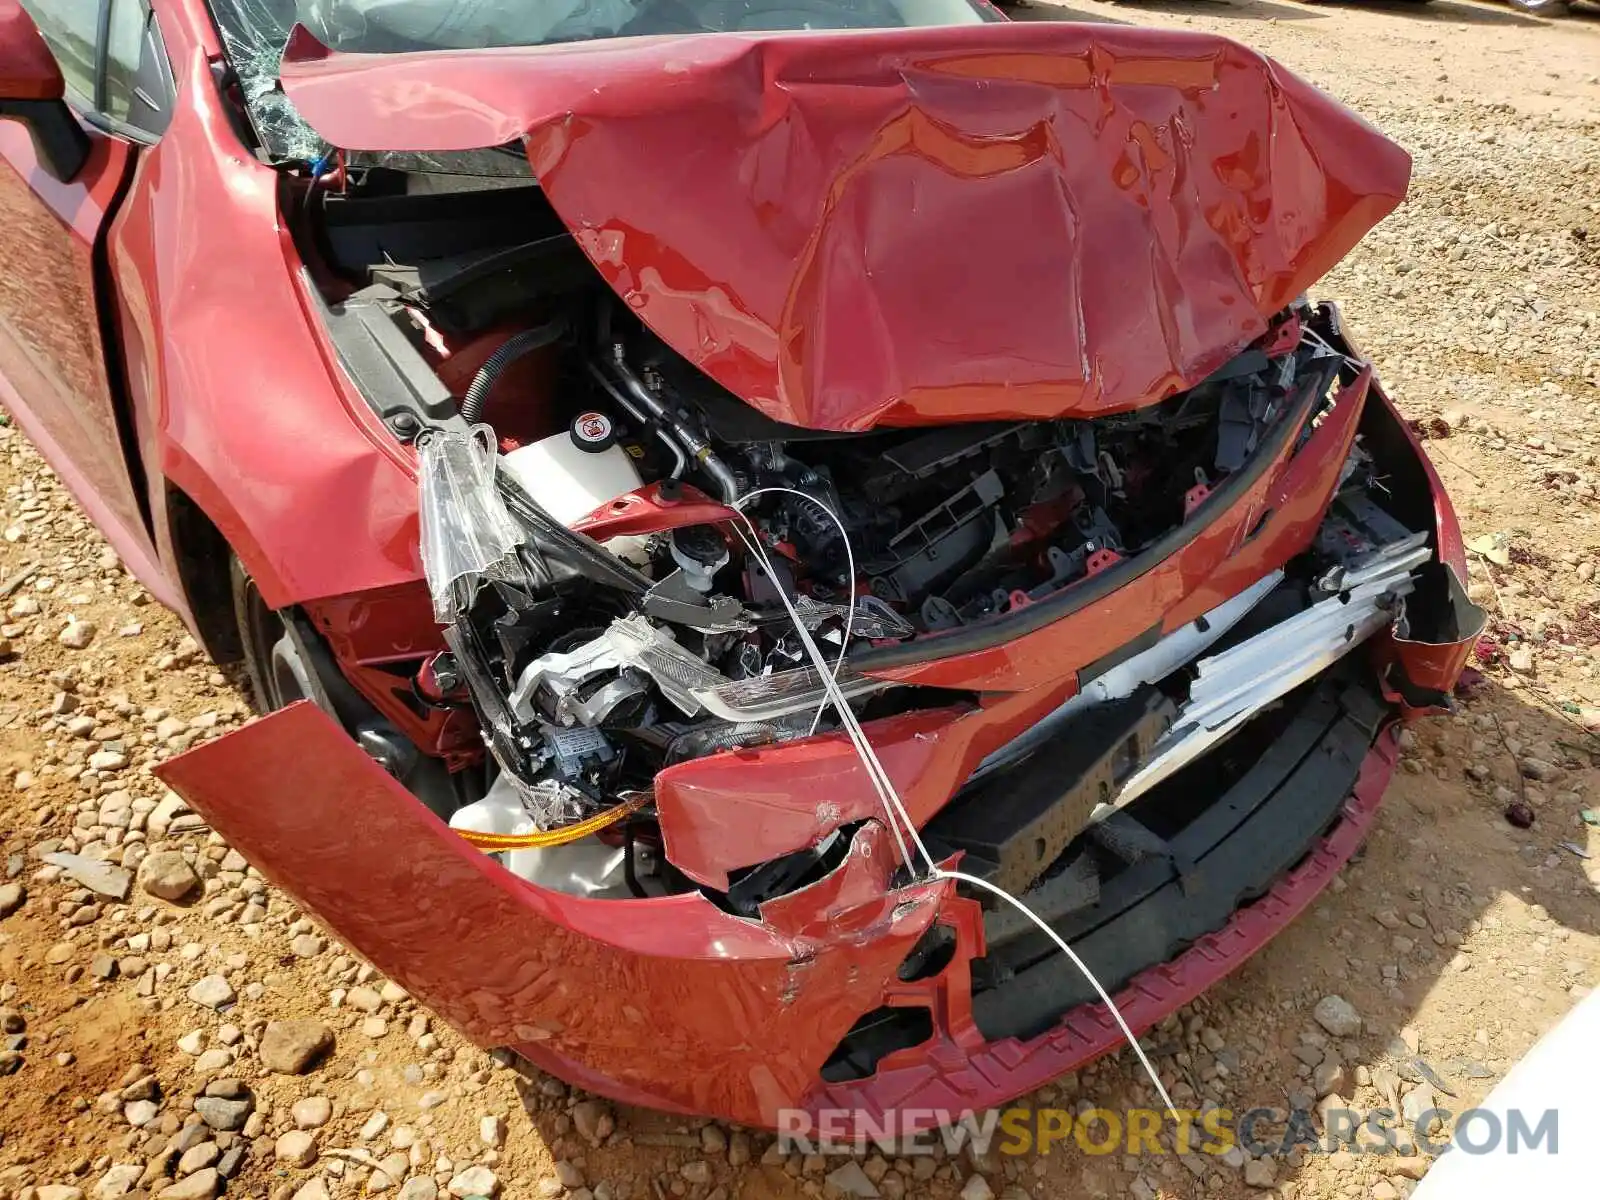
[159,706,950,1121]
[155,337,1484,1130]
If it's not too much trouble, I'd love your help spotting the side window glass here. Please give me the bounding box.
[17,0,99,104]
[103,0,172,134]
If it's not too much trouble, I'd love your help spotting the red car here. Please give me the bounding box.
[0,0,1481,1130]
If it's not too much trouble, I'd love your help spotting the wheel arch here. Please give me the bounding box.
[159,479,244,665]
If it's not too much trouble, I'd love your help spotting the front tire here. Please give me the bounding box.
[228,556,467,818]
[231,557,337,715]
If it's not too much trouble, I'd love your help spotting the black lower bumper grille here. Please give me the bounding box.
[969,667,1390,1042]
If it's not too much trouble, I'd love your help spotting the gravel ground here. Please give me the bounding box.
[2,4,1599,1200]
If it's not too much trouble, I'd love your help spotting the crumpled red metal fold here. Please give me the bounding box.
[279,23,1410,431]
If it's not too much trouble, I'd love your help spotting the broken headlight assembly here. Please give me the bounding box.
[405,294,1452,908]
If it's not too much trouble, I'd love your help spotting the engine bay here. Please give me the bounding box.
[297,172,1406,898]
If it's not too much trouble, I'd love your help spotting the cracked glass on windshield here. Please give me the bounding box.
[207,0,990,161]
[296,0,989,50]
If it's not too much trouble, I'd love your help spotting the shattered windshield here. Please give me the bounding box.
[208,0,992,162]
[296,0,989,50]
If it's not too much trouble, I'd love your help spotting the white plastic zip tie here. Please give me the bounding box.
[726,501,1179,1118]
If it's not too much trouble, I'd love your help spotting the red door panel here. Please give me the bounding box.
[0,119,158,578]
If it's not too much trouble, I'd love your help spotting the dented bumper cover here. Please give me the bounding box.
[155,678,1403,1128]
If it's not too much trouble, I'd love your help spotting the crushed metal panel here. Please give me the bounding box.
[154,702,946,1125]
[279,22,1410,430]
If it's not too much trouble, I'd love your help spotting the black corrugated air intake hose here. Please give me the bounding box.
[458,319,566,425]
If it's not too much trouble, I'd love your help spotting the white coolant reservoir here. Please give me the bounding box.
[449,774,634,898]
[448,777,534,841]
[501,414,643,527]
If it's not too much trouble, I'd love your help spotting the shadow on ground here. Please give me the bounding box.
[1304,0,1549,27]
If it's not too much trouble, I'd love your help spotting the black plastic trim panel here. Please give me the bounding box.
[970,670,1390,1042]
[1077,621,1163,686]
[853,378,1326,670]
[924,687,1175,894]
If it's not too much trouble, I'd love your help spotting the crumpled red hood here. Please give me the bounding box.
[281,23,1408,431]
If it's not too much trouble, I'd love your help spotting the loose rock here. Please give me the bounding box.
[193,1094,252,1131]
[259,1019,333,1074]
[57,617,96,648]
[479,1115,506,1148]
[92,1165,143,1200]
[572,1099,613,1144]
[40,852,131,900]
[1391,1155,1432,1181]
[138,851,199,901]
[554,1161,584,1189]
[827,1161,881,1198]
[346,985,384,1013]
[290,934,325,958]
[186,975,235,1011]
[1243,1159,1278,1189]
[446,1166,499,1197]
[176,1143,220,1177]
[1312,995,1362,1038]
[680,1161,712,1186]
[157,1169,220,1200]
[292,1096,333,1128]
[1314,1060,1347,1098]
[275,1130,319,1168]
